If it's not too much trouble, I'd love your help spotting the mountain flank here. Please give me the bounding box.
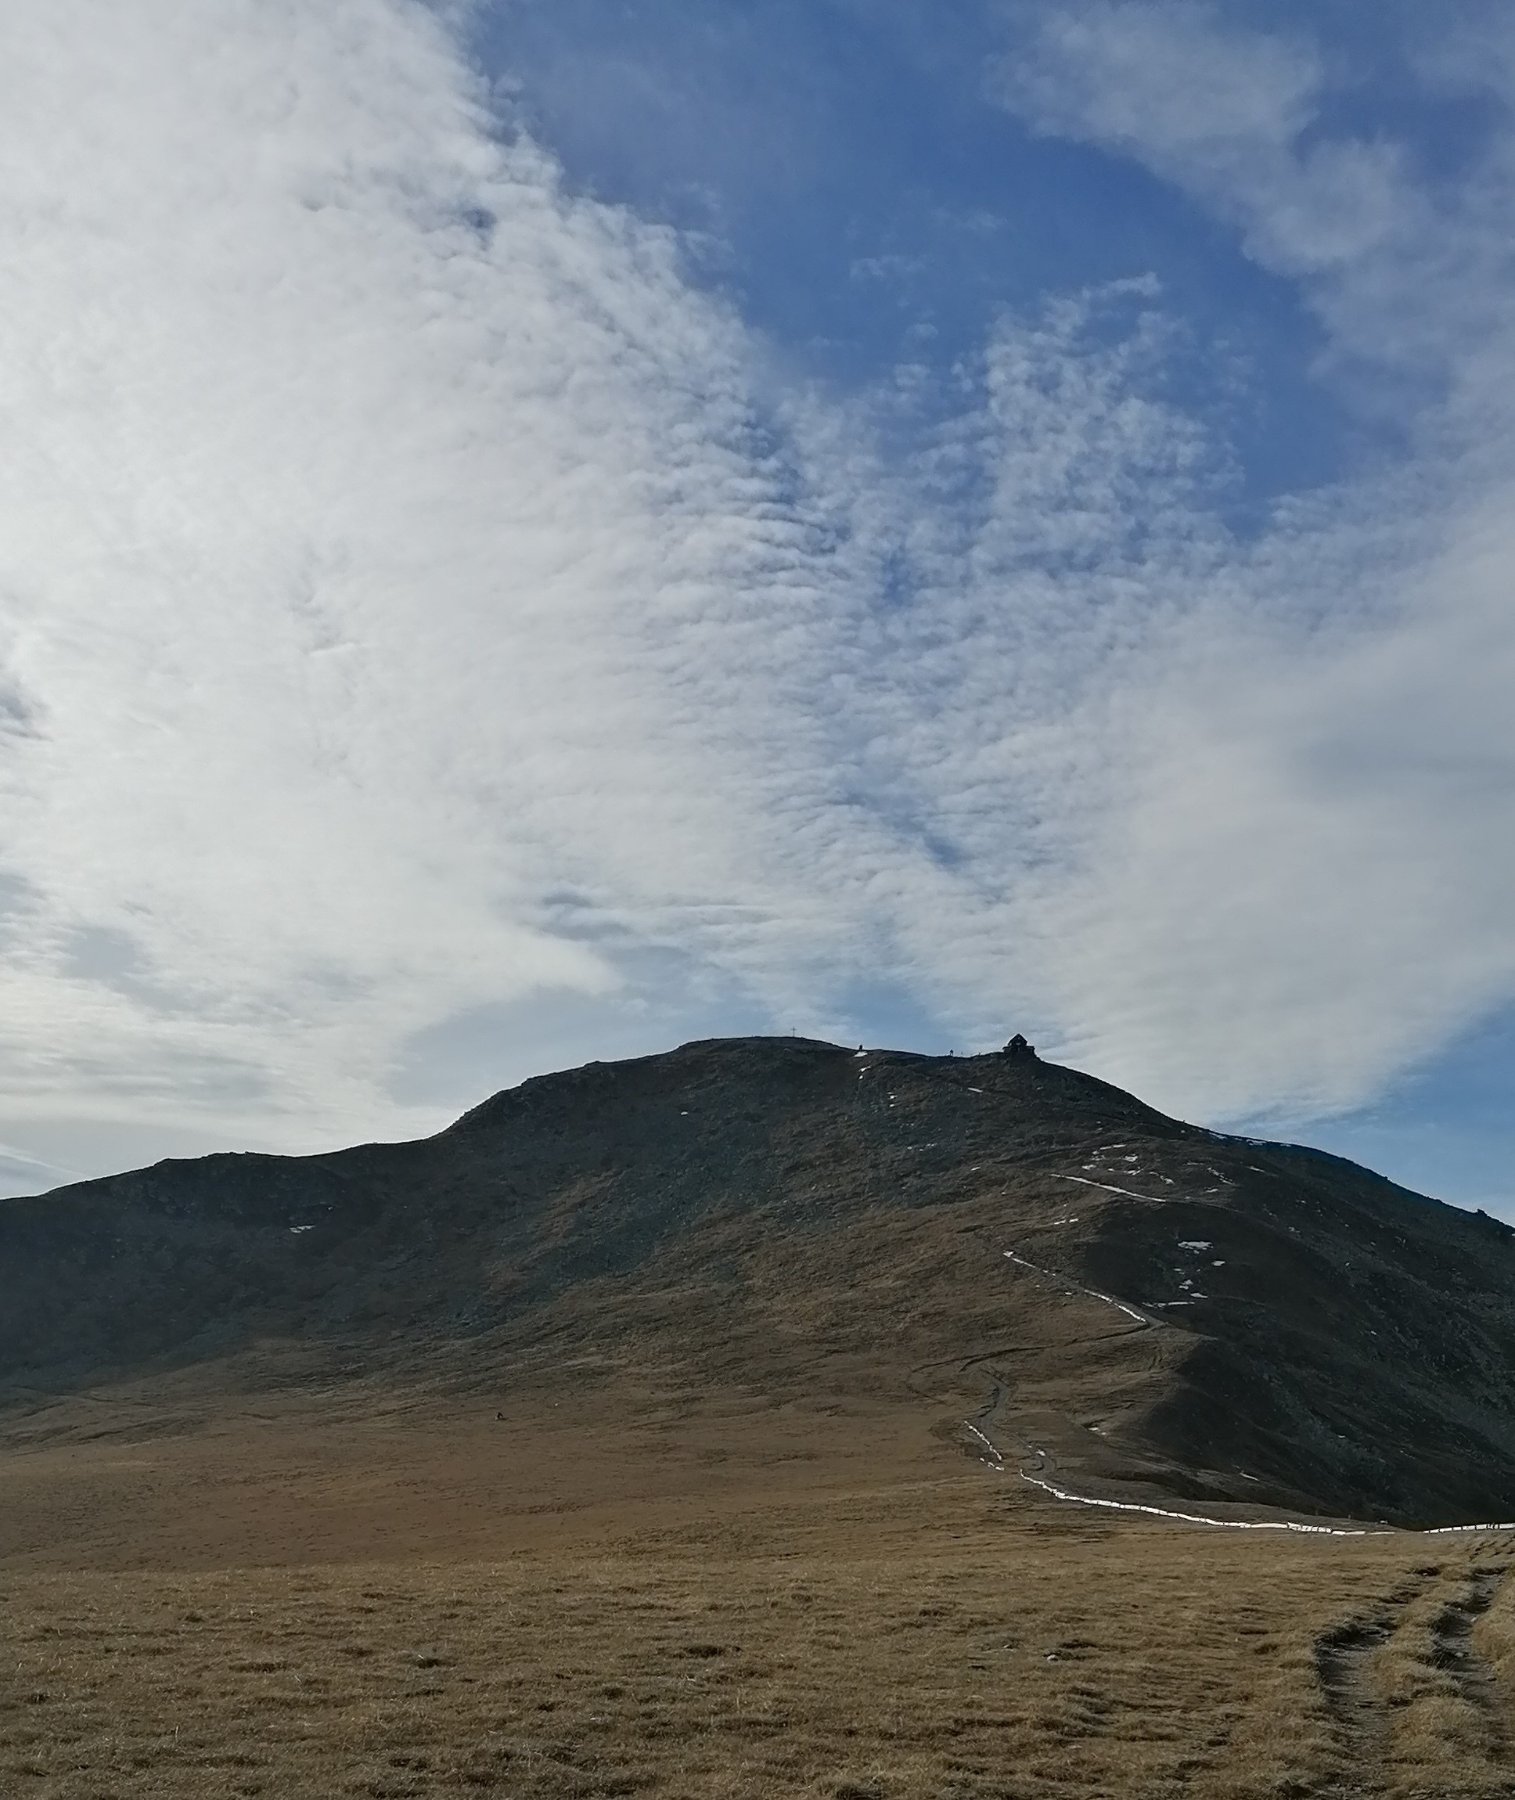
[3,1035,1514,1527]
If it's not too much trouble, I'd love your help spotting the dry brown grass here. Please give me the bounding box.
[2,1380,1511,1799]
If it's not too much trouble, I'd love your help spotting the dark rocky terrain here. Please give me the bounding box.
[4,1035,1515,1527]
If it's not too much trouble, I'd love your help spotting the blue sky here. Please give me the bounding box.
[2,0,1515,1215]
[482,0,1351,501]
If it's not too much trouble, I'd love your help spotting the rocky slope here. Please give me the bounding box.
[4,1036,1514,1526]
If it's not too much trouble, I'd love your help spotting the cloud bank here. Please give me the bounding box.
[3,0,1515,1170]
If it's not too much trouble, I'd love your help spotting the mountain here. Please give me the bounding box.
[3,1036,1514,1528]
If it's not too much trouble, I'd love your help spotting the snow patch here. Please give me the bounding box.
[1059,1173,1166,1204]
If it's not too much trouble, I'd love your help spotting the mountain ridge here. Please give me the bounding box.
[4,1035,1514,1528]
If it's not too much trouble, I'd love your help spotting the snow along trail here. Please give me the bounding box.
[1017,1462,1386,1536]
[1002,1250,1149,1325]
[980,1236,1515,1536]
[983,1194,1515,1537]
[968,1420,1515,1539]
[1015,1461,1515,1537]
[1056,1172,1172,1205]
[963,1420,1515,1537]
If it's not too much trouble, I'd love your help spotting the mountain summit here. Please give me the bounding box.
[4,1036,1514,1527]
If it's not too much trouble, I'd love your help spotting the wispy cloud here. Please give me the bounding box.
[985,0,1515,1116]
[4,0,1515,1167]
[995,0,1515,395]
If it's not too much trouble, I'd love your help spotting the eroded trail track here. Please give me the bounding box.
[1430,1564,1509,1759]
[1312,1584,1423,1793]
[1311,1558,1514,1797]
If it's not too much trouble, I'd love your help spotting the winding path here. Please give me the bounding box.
[974,1239,1515,1539]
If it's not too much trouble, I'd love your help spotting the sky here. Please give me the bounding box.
[2,0,1515,1213]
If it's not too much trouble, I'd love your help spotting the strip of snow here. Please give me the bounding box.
[1058,1173,1167,1204]
[1003,1249,1049,1277]
[966,1424,1515,1538]
[1017,1468,1386,1536]
[1003,1250,1149,1324]
[1178,1240,1212,1252]
[289,1225,314,1234]
[1088,1292,1147,1325]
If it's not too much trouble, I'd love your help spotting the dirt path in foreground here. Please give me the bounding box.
[1311,1560,1513,1798]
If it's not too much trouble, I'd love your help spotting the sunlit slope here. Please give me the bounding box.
[3,1036,1514,1525]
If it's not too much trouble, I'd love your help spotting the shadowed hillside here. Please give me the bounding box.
[4,1036,1515,1526]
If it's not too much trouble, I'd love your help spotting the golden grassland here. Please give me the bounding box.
[2,1380,1513,1800]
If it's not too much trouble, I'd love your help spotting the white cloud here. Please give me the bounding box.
[0,0,897,1151]
[981,1,1515,1120]
[4,0,1515,1175]
[995,1,1515,391]
[997,0,1397,276]
[1001,1,1322,167]
[1023,528,1515,1118]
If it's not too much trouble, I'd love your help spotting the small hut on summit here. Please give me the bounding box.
[1002,1033,1035,1059]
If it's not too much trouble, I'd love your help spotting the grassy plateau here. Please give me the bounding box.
[3,1375,1513,1800]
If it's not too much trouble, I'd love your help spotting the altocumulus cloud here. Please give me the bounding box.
[2,0,1515,1168]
